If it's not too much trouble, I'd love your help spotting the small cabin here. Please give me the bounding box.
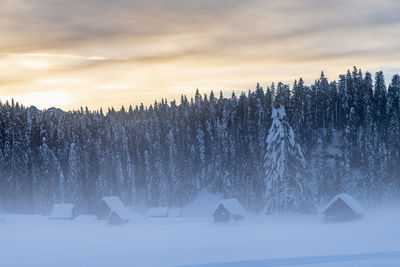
[49,203,78,220]
[147,207,169,217]
[321,193,364,222]
[97,196,131,224]
[212,198,246,222]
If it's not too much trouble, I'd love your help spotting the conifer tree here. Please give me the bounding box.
[263,106,311,213]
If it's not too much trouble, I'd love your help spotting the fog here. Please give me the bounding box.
[1,196,400,266]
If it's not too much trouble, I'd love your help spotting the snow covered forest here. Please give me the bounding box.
[1,67,399,214]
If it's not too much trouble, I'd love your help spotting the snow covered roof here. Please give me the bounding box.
[147,207,169,217]
[49,203,76,219]
[321,193,364,215]
[213,198,246,217]
[101,196,132,220]
[101,196,125,210]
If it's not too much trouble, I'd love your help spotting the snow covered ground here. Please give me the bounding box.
[0,206,399,267]
[186,252,400,267]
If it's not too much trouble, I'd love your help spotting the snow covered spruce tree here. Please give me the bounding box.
[263,106,312,214]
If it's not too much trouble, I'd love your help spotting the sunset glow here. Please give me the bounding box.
[1,0,400,110]
[20,60,50,69]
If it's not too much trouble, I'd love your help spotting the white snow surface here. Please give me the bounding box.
[49,203,75,219]
[147,207,169,217]
[213,198,246,217]
[321,193,365,215]
[0,206,399,267]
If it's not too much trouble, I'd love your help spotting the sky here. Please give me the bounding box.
[1,0,400,110]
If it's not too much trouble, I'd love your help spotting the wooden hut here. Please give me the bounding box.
[49,203,78,220]
[212,198,245,222]
[321,193,364,222]
[97,196,131,224]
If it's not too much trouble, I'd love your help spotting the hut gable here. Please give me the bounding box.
[49,203,78,220]
[321,193,364,222]
[107,210,130,225]
[97,196,131,223]
[213,199,245,222]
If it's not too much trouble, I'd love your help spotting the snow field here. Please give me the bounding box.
[0,206,399,267]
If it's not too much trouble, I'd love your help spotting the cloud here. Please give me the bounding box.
[2,0,400,57]
[1,0,400,109]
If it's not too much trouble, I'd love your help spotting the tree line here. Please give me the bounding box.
[0,67,399,214]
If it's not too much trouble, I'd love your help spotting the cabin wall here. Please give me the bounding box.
[97,201,111,220]
[324,199,360,222]
[213,205,231,222]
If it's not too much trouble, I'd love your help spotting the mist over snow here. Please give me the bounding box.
[1,205,400,266]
